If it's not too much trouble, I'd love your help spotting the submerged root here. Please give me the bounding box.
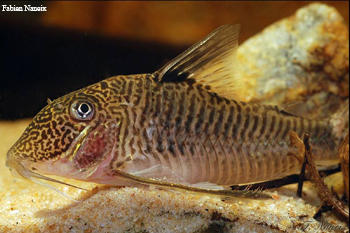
[339,134,349,201]
[298,133,349,220]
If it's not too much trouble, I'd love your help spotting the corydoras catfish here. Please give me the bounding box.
[5,25,348,196]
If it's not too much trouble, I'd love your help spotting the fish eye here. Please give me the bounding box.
[70,100,94,121]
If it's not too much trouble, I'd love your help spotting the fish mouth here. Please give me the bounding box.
[5,125,94,191]
[6,151,87,190]
[5,124,93,179]
[6,151,29,179]
[5,123,112,190]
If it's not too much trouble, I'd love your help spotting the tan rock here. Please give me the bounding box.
[233,3,349,119]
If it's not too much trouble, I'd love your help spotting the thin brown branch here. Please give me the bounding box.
[303,133,349,220]
[339,134,349,201]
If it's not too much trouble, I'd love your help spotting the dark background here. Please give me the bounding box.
[0,20,183,119]
[0,1,348,119]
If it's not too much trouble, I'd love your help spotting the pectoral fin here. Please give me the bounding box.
[112,168,271,199]
[190,182,231,191]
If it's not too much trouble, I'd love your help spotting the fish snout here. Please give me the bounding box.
[5,146,18,170]
[6,148,32,179]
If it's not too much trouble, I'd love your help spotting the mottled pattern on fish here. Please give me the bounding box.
[104,75,338,185]
[9,74,338,185]
[6,25,345,189]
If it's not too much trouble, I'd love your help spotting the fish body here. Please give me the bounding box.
[6,25,346,192]
[78,74,338,186]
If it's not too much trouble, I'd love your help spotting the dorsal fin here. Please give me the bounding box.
[155,24,241,100]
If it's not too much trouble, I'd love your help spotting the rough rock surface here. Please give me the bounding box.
[233,3,348,119]
[0,3,349,233]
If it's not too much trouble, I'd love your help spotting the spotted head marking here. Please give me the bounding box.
[5,77,131,181]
